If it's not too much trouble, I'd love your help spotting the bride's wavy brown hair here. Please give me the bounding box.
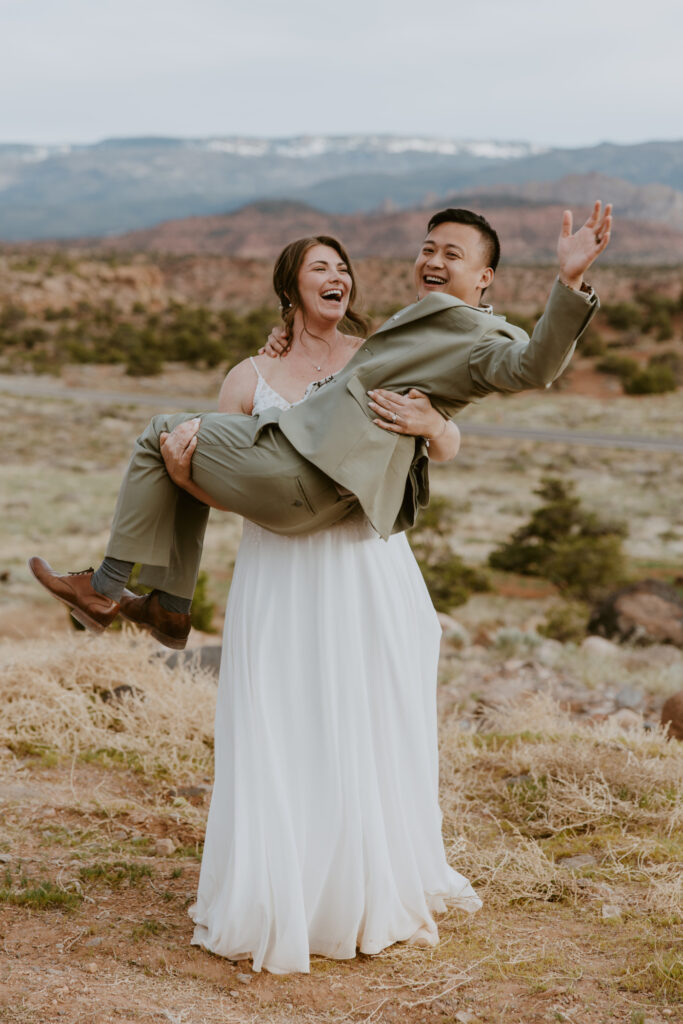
[272,235,368,353]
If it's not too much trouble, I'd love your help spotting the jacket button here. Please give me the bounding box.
[292,500,303,507]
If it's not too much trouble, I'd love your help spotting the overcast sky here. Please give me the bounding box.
[1,0,681,148]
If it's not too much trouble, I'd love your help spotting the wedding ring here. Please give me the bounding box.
[391,412,398,423]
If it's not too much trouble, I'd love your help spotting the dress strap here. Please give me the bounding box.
[249,356,264,382]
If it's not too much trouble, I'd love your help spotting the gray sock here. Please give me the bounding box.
[91,557,134,602]
[158,591,192,615]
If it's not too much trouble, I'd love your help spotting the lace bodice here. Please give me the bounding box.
[249,357,331,415]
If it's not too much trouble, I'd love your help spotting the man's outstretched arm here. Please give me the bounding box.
[469,202,611,394]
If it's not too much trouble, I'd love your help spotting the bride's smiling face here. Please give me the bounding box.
[296,244,352,325]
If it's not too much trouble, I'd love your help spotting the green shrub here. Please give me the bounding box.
[578,327,606,357]
[648,350,683,383]
[488,478,627,600]
[639,291,677,340]
[18,326,48,350]
[539,601,589,643]
[126,350,163,377]
[409,497,490,611]
[646,308,674,341]
[596,353,639,381]
[544,534,627,598]
[190,570,216,633]
[0,304,27,329]
[602,302,643,331]
[43,306,72,321]
[623,365,677,395]
[492,627,543,656]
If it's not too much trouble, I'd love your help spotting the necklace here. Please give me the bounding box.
[298,331,341,374]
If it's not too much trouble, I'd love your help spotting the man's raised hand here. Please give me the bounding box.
[557,201,612,291]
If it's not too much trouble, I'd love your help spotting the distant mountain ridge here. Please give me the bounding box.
[100,196,683,265]
[0,134,682,242]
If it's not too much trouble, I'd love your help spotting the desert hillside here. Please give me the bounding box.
[2,248,682,318]
[97,199,683,265]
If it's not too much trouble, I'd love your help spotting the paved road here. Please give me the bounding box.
[457,422,683,453]
[2,375,683,454]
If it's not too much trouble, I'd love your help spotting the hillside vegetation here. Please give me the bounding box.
[1,253,682,392]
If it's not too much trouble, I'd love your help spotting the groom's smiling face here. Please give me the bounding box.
[413,223,494,307]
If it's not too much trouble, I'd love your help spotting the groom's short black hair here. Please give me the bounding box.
[426,208,501,272]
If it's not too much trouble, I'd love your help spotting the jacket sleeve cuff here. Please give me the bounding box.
[557,276,597,305]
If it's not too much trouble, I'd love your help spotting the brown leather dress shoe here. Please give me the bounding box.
[118,590,191,650]
[28,557,120,633]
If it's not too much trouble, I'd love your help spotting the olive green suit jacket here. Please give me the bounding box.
[277,278,598,539]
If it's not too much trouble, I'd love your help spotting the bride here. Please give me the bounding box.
[160,235,482,974]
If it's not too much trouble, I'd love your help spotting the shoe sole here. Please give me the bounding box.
[118,604,188,651]
[151,628,188,651]
[28,559,108,634]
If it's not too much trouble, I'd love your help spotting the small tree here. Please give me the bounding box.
[488,478,627,600]
[578,326,606,357]
[602,302,643,331]
[649,350,683,383]
[409,497,490,611]
[596,353,639,382]
[623,364,677,395]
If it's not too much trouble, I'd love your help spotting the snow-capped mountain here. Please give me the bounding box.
[0,134,681,240]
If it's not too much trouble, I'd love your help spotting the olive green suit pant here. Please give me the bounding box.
[106,411,357,599]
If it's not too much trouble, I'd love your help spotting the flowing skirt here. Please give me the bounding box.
[189,512,481,974]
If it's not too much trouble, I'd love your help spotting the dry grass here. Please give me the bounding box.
[440,695,683,920]
[1,634,681,1022]
[0,631,217,783]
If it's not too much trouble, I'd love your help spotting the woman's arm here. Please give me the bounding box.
[422,419,461,463]
[160,360,257,509]
[367,388,461,463]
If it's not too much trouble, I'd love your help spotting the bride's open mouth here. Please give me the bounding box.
[321,289,343,304]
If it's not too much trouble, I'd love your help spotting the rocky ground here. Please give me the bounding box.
[0,629,681,1024]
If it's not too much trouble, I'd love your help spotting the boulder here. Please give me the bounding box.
[608,708,643,730]
[588,580,683,647]
[558,853,597,870]
[154,837,176,857]
[534,639,564,666]
[581,635,620,658]
[661,691,683,740]
[615,685,643,710]
[164,644,222,676]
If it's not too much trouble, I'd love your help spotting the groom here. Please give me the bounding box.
[30,202,611,647]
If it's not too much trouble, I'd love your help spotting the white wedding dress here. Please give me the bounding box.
[189,362,481,974]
